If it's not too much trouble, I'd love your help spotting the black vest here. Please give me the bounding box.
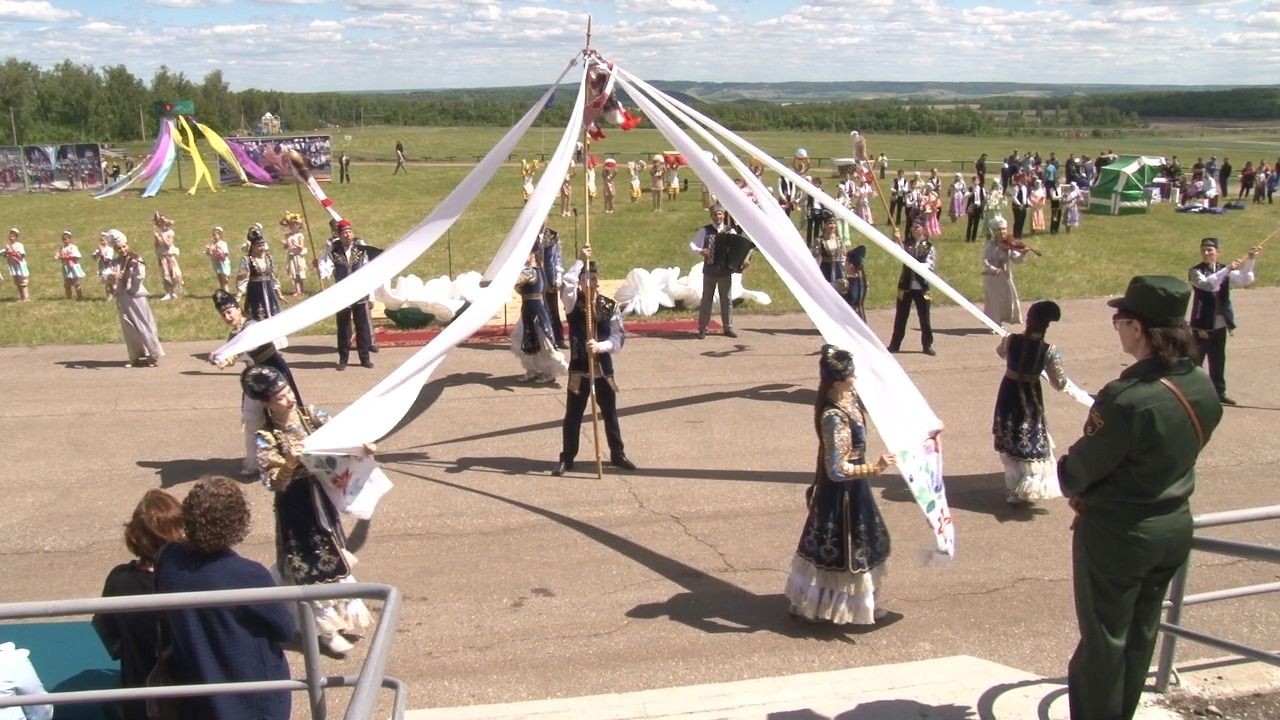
[896,239,932,292]
[1189,262,1235,330]
[567,293,617,376]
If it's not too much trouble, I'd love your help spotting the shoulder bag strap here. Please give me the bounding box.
[1157,377,1206,448]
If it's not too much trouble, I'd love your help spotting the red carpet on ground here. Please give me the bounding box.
[374,317,707,347]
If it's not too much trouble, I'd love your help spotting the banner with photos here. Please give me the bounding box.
[0,144,104,193]
[219,134,332,184]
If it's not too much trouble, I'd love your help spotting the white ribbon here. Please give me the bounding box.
[210,57,579,364]
[300,66,589,455]
[616,68,955,556]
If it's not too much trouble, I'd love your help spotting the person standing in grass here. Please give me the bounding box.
[4,228,29,301]
[204,226,231,294]
[54,230,85,300]
[393,141,408,175]
[92,232,117,298]
[151,212,182,301]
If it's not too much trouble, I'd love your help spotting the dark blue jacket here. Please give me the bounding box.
[155,543,295,720]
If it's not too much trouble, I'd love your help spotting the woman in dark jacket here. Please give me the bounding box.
[155,477,295,720]
[92,490,184,720]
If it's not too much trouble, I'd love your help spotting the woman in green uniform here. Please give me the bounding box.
[1058,275,1223,720]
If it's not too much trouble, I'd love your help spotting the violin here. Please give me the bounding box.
[1000,236,1043,257]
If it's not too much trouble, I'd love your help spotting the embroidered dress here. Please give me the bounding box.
[256,407,370,640]
[239,253,282,320]
[510,266,567,381]
[784,396,890,625]
[993,334,1068,502]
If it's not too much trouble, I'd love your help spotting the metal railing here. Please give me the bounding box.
[1154,505,1280,692]
[0,582,404,720]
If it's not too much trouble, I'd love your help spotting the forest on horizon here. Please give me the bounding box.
[0,56,1276,145]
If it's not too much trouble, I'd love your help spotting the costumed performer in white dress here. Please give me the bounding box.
[981,217,1027,326]
[993,301,1068,505]
[244,365,372,658]
[107,229,164,367]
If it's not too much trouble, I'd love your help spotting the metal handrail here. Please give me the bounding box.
[0,582,404,720]
[1154,505,1280,692]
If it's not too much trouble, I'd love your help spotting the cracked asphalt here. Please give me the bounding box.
[2,288,1278,713]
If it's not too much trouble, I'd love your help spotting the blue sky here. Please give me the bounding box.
[0,0,1275,91]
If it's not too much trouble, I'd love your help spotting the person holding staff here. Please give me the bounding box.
[1187,236,1260,406]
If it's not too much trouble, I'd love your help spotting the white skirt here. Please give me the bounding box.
[783,554,886,625]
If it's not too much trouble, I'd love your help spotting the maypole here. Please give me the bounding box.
[582,16,604,479]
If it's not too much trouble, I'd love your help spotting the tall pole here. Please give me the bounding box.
[9,106,17,145]
[581,16,604,480]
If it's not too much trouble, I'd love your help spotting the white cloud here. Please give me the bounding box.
[345,0,461,10]
[81,21,126,32]
[1109,7,1177,22]
[616,0,717,14]
[0,0,78,22]
[1244,10,1280,27]
[144,0,232,7]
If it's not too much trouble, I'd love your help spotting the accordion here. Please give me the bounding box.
[707,232,755,273]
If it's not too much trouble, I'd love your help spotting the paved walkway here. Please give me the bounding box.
[2,289,1278,718]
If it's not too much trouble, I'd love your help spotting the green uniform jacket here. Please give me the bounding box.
[1059,357,1222,510]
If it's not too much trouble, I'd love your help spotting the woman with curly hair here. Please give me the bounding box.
[243,365,372,658]
[784,345,896,625]
[154,477,294,720]
[92,490,184,720]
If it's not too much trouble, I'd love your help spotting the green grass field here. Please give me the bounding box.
[2,126,1277,347]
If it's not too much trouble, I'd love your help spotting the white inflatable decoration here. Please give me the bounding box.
[375,274,467,322]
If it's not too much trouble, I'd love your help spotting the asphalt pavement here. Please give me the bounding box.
[1,287,1278,718]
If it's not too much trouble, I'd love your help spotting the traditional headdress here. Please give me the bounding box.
[279,212,302,227]
[152,211,173,228]
[247,226,266,246]
[212,289,237,313]
[240,365,288,402]
[846,245,867,266]
[106,229,127,248]
[1026,300,1061,329]
[336,219,352,230]
[819,344,855,382]
[991,216,1009,230]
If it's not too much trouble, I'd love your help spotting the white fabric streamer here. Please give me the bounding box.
[300,69,589,455]
[210,58,578,364]
[613,68,1090,408]
[616,69,956,555]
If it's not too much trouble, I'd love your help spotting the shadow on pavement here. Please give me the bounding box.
[392,467,895,642]
[424,382,811,448]
[395,454,812,484]
[766,699,975,719]
[136,456,246,488]
[56,359,132,370]
[975,677,1068,720]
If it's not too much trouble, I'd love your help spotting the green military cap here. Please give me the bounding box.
[1107,275,1190,327]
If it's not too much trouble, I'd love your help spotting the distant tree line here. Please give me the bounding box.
[0,56,1274,145]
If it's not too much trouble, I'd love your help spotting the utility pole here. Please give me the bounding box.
[139,106,147,143]
[9,106,17,145]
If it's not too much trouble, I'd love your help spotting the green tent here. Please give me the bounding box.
[1088,155,1166,215]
